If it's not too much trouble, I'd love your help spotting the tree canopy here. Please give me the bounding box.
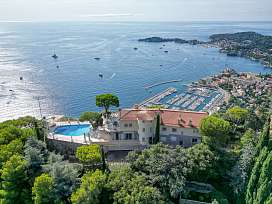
[107,166,165,204]
[96,94,119,115]
[127,144,190,201]
[0,155,31,204]
[113,175,164,204]
[79,112,102,129]
[76,144,102,165]
[200,116,231,148]
[186,144,217,182]
[226,106,249,124]
[71,170,107,204]
[32,173,56,204]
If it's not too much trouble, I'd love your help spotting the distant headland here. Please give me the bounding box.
[139,32,272,68]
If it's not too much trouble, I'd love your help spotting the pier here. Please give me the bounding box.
[144,79,184,89]
[139,87,177,107]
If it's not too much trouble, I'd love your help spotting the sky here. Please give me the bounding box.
[0,0,271,22]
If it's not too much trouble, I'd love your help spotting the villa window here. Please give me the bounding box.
[150,127,152,132]
[142,128,145,132]
[115,133,119,140]
[172,128,177,132]
[124,124,128,128]
[179,141,183,146]
[113,121,118,127]
[193,129,199,133]
[134,134,139,140]
[171,136,177,142]
[129,123,132,127]
[125,133,133,140]
[192,138,198,143]
[162,127,167,131]
[181,131,183,135]
[161,136,166,142]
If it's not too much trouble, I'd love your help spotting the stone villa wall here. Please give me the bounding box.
[47,138,83,158]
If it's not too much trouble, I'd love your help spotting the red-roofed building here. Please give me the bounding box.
[103,108,208,148]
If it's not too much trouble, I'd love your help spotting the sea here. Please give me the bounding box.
[0,21,271,121]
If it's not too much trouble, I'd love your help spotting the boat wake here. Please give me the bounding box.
[110,73,116,79]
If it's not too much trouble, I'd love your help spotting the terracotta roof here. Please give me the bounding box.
[119,109,208,128]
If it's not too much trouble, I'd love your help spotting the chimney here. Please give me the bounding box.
[188,118,193,127]
[119,108,122,119]
[178,114,183,126]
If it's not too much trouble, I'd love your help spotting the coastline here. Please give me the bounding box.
[0,23,271,122]
[139,32,272,68]
[137,69,271,115]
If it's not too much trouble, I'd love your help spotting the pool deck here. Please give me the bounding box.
[47,132,108,144]
[54,121,90,127]
[48,121,108,144]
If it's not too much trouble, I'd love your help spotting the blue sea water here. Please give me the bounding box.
[0,21,271,121]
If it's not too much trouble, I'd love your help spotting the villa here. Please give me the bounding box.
[48,108,208,152]
[99,108,208,149]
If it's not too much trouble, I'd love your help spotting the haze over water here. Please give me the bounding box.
[0,21,271,121]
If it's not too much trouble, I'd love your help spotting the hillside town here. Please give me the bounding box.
[197,69,272,113]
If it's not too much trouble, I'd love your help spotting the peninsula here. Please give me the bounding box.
[139,32,272,68]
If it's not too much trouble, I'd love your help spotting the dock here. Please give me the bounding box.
[138,84,226,114]
[139,87,177,107]
[144,79,184,89]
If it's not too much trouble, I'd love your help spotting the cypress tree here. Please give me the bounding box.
[246,147,269,204]
[34,121,42,140]
[154,114,160,144]
[255,151,272,203]
[264,193,272,204]
[246,117,272,204]
[256,119,271,155]
[100,145,108,173]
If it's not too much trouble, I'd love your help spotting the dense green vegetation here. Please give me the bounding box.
[79,112,102,129]
[0,117,82,204]
[76,144,102,165]
[0,103,270,203]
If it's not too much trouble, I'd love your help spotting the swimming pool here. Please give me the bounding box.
[54,124,91,136]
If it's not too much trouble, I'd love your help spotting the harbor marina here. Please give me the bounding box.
[139,85,226,114]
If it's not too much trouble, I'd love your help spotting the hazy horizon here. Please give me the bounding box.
[1,0,271,22]
[0,20,272,23]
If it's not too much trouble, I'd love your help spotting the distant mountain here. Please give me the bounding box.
[139,32,272,68]
[138,37,202,45]
[209,32,272,67]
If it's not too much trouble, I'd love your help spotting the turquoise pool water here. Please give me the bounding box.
[54,124,91,136]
